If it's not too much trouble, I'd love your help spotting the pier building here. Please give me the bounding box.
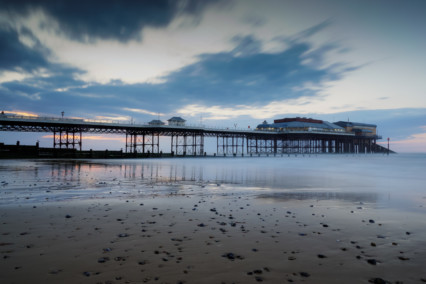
[256,117,346,134]
[148,119,165,126]
[167,117,186,126]
[334,121,378,137]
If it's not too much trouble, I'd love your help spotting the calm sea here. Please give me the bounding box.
[0,154,425,212]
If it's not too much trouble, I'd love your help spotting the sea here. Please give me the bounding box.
[0,153,425,213]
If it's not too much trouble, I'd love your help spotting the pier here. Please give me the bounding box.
[0,114,389,157]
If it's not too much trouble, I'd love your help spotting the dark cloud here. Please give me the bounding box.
[0,17,356,124]
[1,0,224,42]
[1,28,354,119]
[162,37,344,105]
[0,24,87,111]
[0,25,49,73]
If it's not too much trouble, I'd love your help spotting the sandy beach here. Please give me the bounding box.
[1,189,426,283]
[1,157,426,283]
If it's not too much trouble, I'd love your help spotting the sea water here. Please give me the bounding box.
[0,154,425,213]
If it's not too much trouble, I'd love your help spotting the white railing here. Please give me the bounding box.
[0,114,257,132]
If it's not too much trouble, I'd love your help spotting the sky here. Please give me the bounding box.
[1,0,425,153]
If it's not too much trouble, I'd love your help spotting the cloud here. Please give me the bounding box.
[291,19,332,41]
[0,25,49,73]
[242,14,266,28]
[94,115,130,122]
[3,110,38,117]
[1,21,356,122]
[122,108,164,117]
[231,35,262,56]
[162,36,348,107]
[177,96,318,120]
[1,0,224,43]
[1,15,358,122]
[0,23,86,87]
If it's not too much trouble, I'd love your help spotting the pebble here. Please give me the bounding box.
[299,272,310,277]
[368,278,390,284]
[98,257,109,263]
[83,271,91,277]
[222,252,244,260]
[367,259,377,265]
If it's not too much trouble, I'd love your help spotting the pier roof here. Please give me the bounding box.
[334,121,377,128]
[257,117,345,133]
[167,117,186,122]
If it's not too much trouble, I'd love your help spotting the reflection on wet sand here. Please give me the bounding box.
[1,155,425,210]
[34,159,367,192]
[257,191,378,203]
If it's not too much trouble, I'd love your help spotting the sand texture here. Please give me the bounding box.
[1,157,426,283]
[1,191,426,284]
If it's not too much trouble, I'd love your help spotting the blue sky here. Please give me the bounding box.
[1,0,425,152]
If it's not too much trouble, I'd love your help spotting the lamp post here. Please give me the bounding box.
[387,137,390,155]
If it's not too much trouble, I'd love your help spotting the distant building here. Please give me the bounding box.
[167,117,186,126]
[148,119,165,126]
[256,117,345,133]
[334,121,378,137]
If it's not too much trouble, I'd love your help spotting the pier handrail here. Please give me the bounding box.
[0,114,357,136]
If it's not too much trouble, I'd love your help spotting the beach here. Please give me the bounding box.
[1,156,426,283]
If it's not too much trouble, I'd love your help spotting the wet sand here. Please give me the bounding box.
[1,185,426,284]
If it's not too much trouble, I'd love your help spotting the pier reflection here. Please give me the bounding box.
[23,159,380,204]
[32,159,356,190]
[121,163,204,183]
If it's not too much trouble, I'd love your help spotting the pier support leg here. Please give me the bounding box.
[53,128,82,150]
